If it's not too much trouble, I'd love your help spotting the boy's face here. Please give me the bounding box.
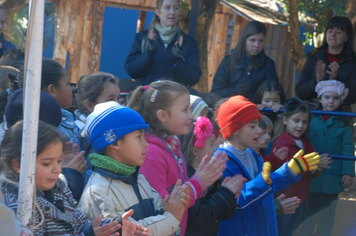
[115,129,148,166]
[35,141,63,191]
[257,128,272,149]
[232,119,261,150]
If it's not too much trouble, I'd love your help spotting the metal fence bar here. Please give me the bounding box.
[261,108,356,118]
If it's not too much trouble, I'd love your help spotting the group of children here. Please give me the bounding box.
[0,55,354,236]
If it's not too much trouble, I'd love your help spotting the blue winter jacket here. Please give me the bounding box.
[217,147,300,236]
[125,29,201,86]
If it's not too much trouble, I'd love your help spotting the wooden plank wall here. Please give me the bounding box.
[207,4,296,98]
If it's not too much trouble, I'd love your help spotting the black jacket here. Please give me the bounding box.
[125,29,201,86]
[211,51,279,99]
[186,166,237,236]
[295,49,356,105]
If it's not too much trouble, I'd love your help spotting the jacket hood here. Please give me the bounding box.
[0,171,67,197]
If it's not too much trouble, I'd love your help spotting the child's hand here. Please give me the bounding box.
[221,174,247,199]
[181,182,191,209]
[273,147,288,161]
[317,154,332,172]
[342,175,354,189]
[162,179,186,222]
[271,104,284,113]
[257,104,266,110]
[62,150,87,174]
[93,215,121,236]
[287,150,320,174]
[276,194,300,215]
[122,209,149,236]
[262,162,272,185]
[194,151,228,188]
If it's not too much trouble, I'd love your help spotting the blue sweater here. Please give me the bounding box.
[125,29,201,86]
[217,146,300,236]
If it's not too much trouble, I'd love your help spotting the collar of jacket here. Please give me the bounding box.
[93,167,140,185]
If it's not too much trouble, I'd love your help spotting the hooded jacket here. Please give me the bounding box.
[78,166,180,236]
[217,146,299,236]
[0,172,110,236]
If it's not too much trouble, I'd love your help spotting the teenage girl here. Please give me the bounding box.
[125,0,201,86]
[179,116,245,236]
[211,21,279,99]
[0,120,148,236]
[266,98,331,236]
[307,80,354,235]
[128,80,227,235]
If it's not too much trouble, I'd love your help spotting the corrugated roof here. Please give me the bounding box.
[221,0,314,26]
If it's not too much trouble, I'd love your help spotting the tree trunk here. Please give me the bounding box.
[180,0,220,92]
[286,0,306,73]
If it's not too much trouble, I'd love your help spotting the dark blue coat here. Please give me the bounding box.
[295,49,356,105]
[217,147,300,236]
[211,51,278,99]
[125,29,201,86]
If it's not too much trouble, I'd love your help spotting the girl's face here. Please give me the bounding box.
[156,0,180,28]
[326,27,348,49]
[261,91,281,108]
[162,93,193,135]
[257,128,272,149]
[233,119,262,150]
[194,135,217,160]
[245,33,265,57]
[283,112,309,139]
[35,141,63,191]
[95,83,120,105]
[55,74,73,109]
[318,91,342,111]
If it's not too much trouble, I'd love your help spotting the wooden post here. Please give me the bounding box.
[188,0,200,39]
[137,11,147,33]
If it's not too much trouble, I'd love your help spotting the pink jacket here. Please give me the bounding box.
[140,131,205,235]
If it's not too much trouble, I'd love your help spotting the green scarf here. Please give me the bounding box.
[89,153,136,176]
[154,22,178,48]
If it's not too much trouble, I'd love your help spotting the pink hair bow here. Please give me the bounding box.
[193,116,213,148]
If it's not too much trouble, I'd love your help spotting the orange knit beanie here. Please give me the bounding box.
[217,95,261,139]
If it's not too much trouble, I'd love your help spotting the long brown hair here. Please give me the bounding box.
[230,21,267,72]
[128,80,188,135]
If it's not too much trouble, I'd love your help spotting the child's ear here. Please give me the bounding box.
[44,84,57,97]
[282,116,288,125]
[193,146,199,157]
[156,109,168,123]
[84,100,96,113]
[11,160,21,174]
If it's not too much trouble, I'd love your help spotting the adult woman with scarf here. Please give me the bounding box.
[125,0,201,87]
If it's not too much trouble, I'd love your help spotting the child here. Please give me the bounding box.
[215,95,319,236]
[128,80,228,235]
[0,120,148,236]
[179,116,246,236]
[254,115,300,216]
[189,95,208,120]
[78,101,189,236]
[254,80,286,125]
[307,80,354,235]
[266,98,329,236]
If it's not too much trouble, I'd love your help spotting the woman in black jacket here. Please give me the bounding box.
[295,16,356,106]
[125,0,201,87]
[211,21,278,100]
[179,116,245,236]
